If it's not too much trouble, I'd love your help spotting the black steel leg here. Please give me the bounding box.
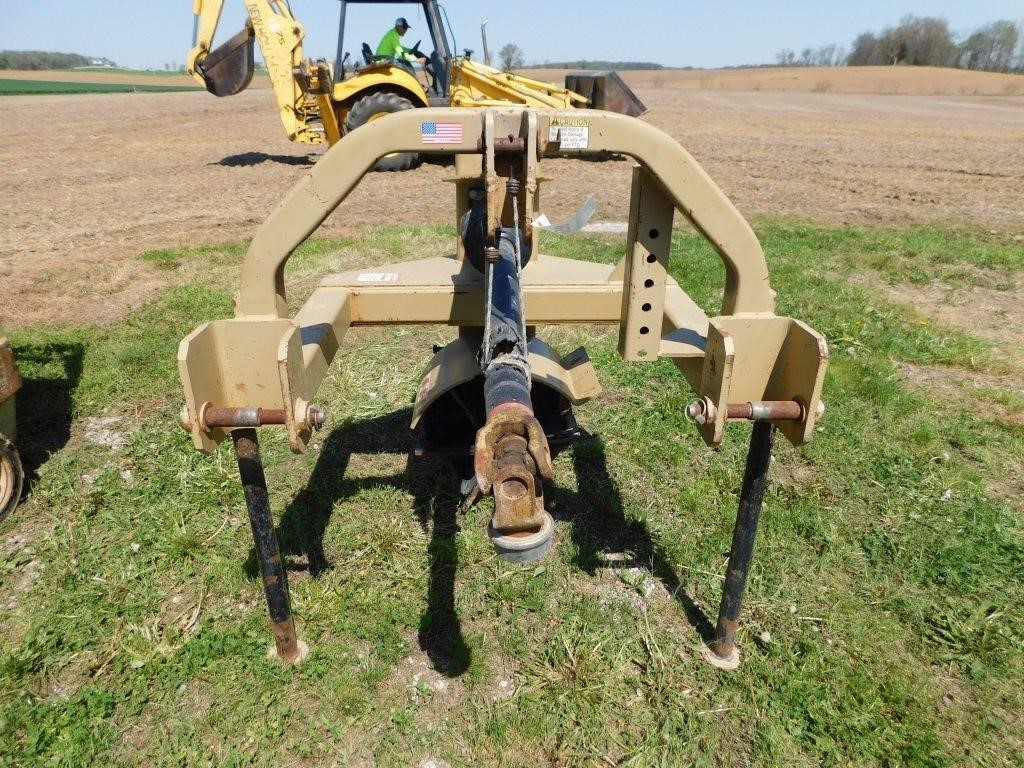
[232,428,306,663]
[704,420,775,669]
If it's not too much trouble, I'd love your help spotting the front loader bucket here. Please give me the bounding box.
[565,71,647,117]
[200,24,255,97]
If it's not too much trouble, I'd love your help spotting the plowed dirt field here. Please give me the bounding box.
[1,67,1022,328]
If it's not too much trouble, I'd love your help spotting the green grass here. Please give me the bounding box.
[0,78,201,96]
[72,68,189,77]
[0,222,1021,767]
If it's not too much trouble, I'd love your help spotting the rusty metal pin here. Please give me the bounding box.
[687,399,808,424]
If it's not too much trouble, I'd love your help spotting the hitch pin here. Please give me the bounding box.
[686,398,822,424]
[180,402,327,432]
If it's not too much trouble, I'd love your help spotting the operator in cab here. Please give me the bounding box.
[376,17,427,66]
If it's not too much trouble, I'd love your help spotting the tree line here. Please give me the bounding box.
[496,42,663,72]
[0,51,117,70]
[778,16,1024,73]
[528,60,665,71]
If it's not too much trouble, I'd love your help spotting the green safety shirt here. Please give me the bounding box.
[376,28,415,62]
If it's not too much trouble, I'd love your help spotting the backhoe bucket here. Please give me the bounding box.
[200,24,255,97]
[565,71,647,117]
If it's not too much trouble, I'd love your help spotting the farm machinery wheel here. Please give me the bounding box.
[0,436,23,522]
[344,92,420,172]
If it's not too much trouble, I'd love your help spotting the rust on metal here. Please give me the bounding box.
[477,135,526,154]
[0,339,22,404]
[193,402,326,431]
[474,403,552,534]
[687,398,807,424]
[271,617,301,661]
[709,617,740,659]
[490,432,546,532]
[726,400,804,422]
[232,428,306,664]
[205,406,288,428]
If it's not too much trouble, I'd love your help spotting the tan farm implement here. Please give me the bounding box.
[0,338,25,522]
[177,107,828,670]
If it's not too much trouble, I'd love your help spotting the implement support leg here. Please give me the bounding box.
[232,428,309,664]
[702,421,775,670]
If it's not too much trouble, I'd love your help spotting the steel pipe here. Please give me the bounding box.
[686,398,807,425]
[704,421,775,669]
[232,429,307,664]
[190,403,326,431]
[726,400,804,422]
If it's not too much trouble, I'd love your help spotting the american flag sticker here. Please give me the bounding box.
[421,121,463,144]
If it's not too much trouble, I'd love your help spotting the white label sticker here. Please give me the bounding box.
[549,125,589,149]
[356,272,399,283]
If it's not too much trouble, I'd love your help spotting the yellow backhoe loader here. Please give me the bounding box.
[187,0,646,170]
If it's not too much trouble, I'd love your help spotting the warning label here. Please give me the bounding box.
[356,272,399,283]
[549,125,590,150]
[417,368,438,399]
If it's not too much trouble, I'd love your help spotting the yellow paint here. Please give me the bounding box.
[189,2,593,150]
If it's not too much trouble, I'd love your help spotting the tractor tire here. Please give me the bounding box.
[344,92,420,172]
[0,436,23,523]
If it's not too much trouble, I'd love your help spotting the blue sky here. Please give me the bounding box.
[1,1,1021,70]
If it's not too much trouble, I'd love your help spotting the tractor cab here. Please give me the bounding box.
[334,0,455,106]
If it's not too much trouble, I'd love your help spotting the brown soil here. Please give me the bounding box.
[852,272,1024,367]
[1,68,1023,329]
[899,362,1024,424]
[898,362,1024,505]
[537,66,1024,97]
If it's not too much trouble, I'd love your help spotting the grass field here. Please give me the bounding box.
[72,68,189,77]
[0,78,201,95]
[1,221,1021,766]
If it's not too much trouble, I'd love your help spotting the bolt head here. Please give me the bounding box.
[306,404,327,431]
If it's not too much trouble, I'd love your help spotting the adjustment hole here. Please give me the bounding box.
[643,278,655,288]
[649,228,659,239]
[641,303,652,312]
[645,253,657,264]
[639,326,650,335]
[637,349,648,358]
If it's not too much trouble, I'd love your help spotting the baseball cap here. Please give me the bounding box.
[396,17,410,29]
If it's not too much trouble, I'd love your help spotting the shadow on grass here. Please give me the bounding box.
[550,437,716,644]
[12,341,84,493]
[245,409,715,677]
[246,408,473,676]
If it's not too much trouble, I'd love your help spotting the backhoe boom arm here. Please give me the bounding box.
[187,0,323,144]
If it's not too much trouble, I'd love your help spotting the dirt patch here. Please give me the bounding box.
[770,457,819,489]
[381,648,467,710]
[576,552,673,612]
[83,415,129,451]
[2,68,1023,329]
[853,272,1024,367]
[899,362,1023,505]
[899,362,1024,425]
[2,550,42,612]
